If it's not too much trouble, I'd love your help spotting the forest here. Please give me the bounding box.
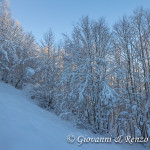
[0,0,150,143]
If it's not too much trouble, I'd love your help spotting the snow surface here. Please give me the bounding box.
[0,82,147,150]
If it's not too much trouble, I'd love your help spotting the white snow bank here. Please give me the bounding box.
[0,82,146,150]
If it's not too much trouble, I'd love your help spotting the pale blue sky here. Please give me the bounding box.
[9,0,150,43]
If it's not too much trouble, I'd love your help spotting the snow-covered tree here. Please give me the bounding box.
[0,0,37,88]
[58,16,119,133]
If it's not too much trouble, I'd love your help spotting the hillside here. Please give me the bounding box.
[0,82,146,150]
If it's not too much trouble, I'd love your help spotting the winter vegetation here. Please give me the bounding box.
[0,0,150,147]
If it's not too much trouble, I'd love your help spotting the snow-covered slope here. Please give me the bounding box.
[0,82,146,150]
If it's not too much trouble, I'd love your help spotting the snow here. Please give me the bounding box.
[26,67,35,78]
[0,82,146,150]
[0,47,9,62]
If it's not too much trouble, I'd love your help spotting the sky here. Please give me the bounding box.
[9,0,150,43]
